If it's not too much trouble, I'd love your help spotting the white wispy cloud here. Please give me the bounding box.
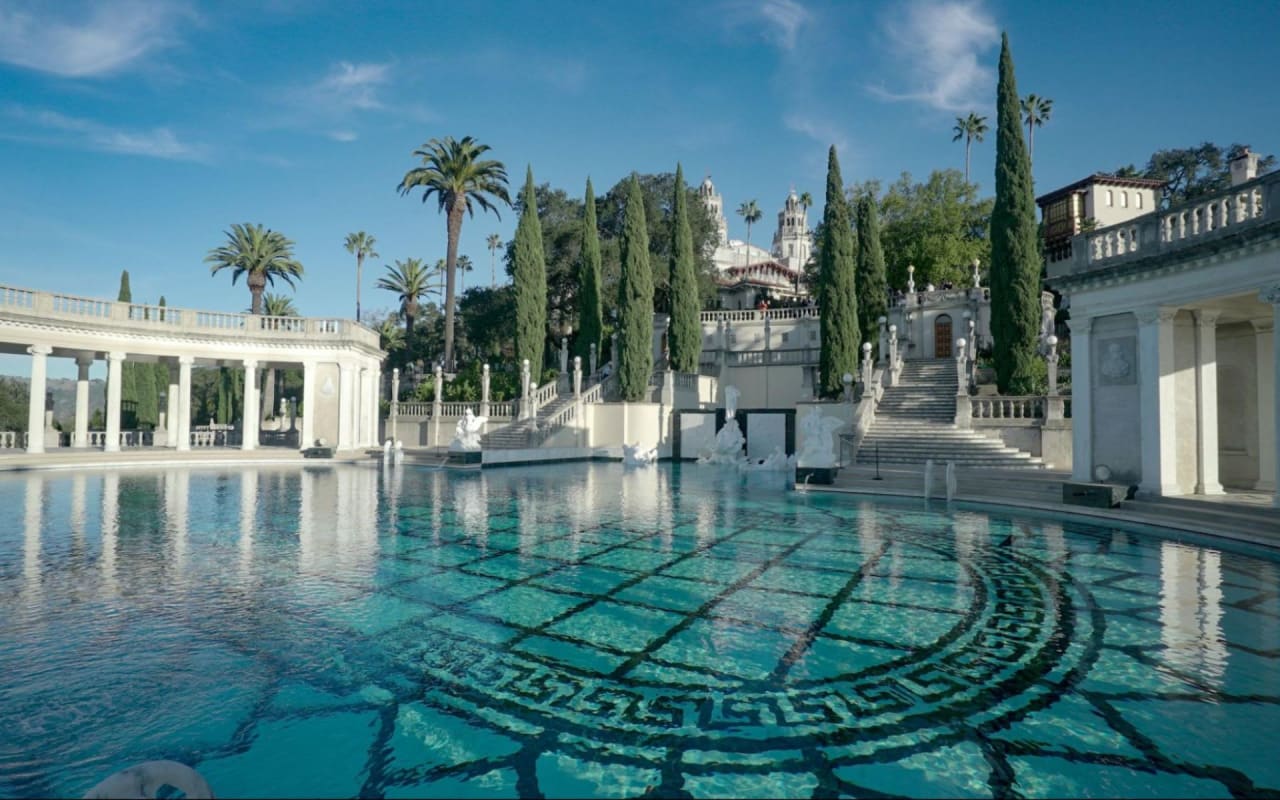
[310,61,390,111]
[2,105,206,160]
[785,113,848,156]
[871,0,997,112]
[0,0,193,78]
[328,130,358,142]
[723,0,812,51]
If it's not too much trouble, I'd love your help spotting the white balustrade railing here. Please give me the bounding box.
[726,348,821,366]
[971,395,1044,420]
[0,283,379,348]
[489,401,516,418]
[0,431,20,448]
[580,382,604,404]
[700,306,819,323]
[533,381,557,409]
[1070,171,1276,272]
[395,400,516,418]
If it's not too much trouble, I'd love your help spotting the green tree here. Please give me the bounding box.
[577,177,604,364]
[854,195,888,351]
[616,175,654,401]
[736,199,763,267]
[153,296,171,430]
[134,354,158,430]
[512,166,549,371]
[205,223,304,315]
[344,231,378,323]
[459,285,516,361]
[991,33,1044,395]
[486,233,502,288]
[952,112,989,184]
[115,271,138,428]
[666,164,701,373]
[1114,142,1277,206]
[857,170,993,290]
[376,258,439,353]
[397,135,511,369]
[0,377,27,433]
[1020,94,1053,166]
[817,146,859,398]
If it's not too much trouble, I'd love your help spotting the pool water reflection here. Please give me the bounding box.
[0,463,1278,798]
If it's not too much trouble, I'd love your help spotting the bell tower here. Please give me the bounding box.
[698,175,729,245]
[771,188,810,271]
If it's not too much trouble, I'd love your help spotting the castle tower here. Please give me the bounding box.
[698,175,729,245]
[771,188,810,271]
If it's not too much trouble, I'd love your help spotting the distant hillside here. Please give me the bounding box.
[0,375,107,425]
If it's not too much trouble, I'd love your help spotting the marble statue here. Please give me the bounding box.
[698,417,747,465]
[741,446,796,473]
[449,409,487,451]
[622,442,658,466]
[723,384,740,419]
[796,407,843,468]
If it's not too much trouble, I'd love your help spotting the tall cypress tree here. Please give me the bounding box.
[617,174,654,402]
[116,270,138,427]
[990,32,1043,394]
[855,195,888,351]
[154,297,171,419]
[666,163,701,373]
[135,353,158,429]
[817,146,859,398]
[577,178,603,365]
[513,166,548,372]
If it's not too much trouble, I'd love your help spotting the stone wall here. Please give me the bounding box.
[1091,312,1141,483]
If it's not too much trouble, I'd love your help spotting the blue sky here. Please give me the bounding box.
[2,0,1278,377]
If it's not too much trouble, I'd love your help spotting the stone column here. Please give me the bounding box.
[301,360,317,450]
[480,364,491,419]
[887,325,899,386]
[369,368,381,448]
[1193,310,1224,494]
[1253,316,1276,492]
[431,363,443,445]
[25,345,51,454]
[176,356,193,451]
[241,359,259,451]
[104,351,125,453]
[1262,285,1280,506]
[573,356,582,397]
[1137,308,1180,496]
[954,338,971,430]
[860,342,873,388]
[74,353,93,448]
[165,363,179,448]
[520,359,531,420]
[338,363,354,451]
[358,367,371,448]
[1067,317,1092,482]
[390,367,400,444]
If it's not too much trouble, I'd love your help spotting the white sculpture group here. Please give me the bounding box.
[623,442,658,466]
[449,409,487,452]
[698,385,748,466]
[796,406,843,468]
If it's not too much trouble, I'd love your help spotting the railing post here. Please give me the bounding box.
[480,364,490,419]
[520,359,531,421]
[390,368,400,443]
[1045,334,1060,396]
[573,356,582,398]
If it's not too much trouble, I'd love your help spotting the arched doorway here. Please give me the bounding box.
[934,314,953,358]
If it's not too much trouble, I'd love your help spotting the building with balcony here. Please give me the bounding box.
[1037,174,1166,264]
[698,177,811,309]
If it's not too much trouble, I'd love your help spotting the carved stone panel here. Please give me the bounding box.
[1096,336,1136,386]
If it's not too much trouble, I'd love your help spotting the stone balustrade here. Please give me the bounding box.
[725,347,821,366]
[395,401,515,418]
[700,306,819,323]
[972,395,1045,422]
[0,283,378,348]
[1060,170,1279,276]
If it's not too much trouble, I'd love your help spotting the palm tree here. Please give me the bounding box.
[344,231,378,323]
[486,233,502,288]
[1020,94,1053,164]
[736,200,763,267]
[952,112,989,184]
[377,317,406,354]
[457,254,474,296]
[376,258,438,349]
[205,223,304,315]
[798,191,813,215]
[397,136,511,369]
[258,293,297,421]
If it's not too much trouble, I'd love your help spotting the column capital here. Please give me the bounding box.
[27,344,52,357]
[242,358,258,371]
[178,355,195,366]
[1065,316,1092,336]
[106,350,127,362]
[74,351,95,367]
[1260,283,1280,306]
[1250,316,1275,333]
[1135,307,1177,325]
[1195,308,1224,327]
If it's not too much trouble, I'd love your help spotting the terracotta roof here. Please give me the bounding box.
[1036,173,1167,206]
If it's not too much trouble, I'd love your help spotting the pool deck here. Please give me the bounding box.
[807,463,1280,552]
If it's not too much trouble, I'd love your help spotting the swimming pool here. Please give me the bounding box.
[1,462,1277,798]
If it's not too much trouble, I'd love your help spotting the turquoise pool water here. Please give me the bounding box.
[1,462,1278,798]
